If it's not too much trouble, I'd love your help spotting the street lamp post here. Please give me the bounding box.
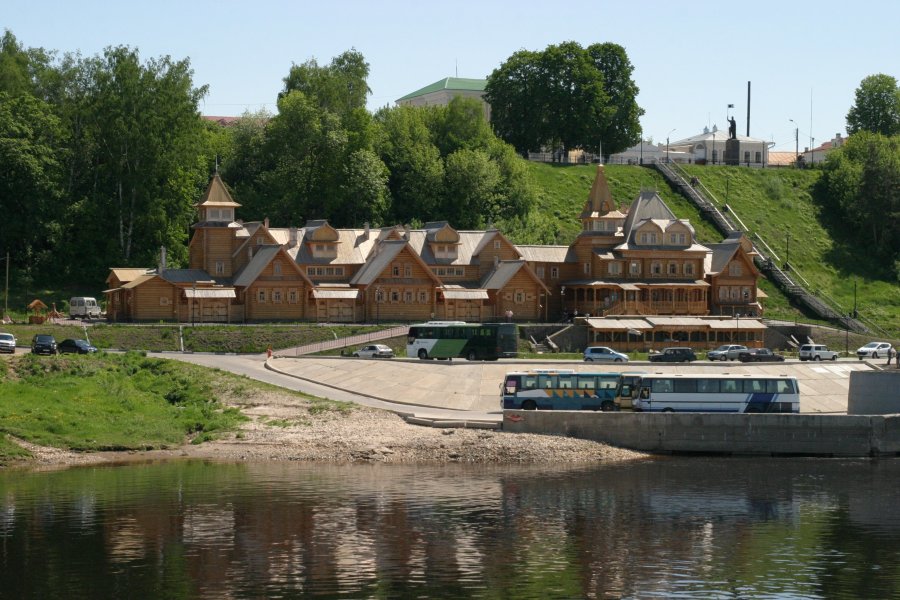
[789,119,799,166]
[666,129,676,163]
[375,286,382,324]
[561,285,567,321]
[786,233,791,270]
[1,252,8,319]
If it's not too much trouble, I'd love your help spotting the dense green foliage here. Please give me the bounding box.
[485,41,642,155]
[0,352,247,455]
[814,132,900,281]
[0,30,216,291]
[846,74,900,137]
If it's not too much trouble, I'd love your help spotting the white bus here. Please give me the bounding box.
[631,373,799,413]
[406,321,518,361]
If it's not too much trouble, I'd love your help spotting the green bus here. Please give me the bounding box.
[406,321,518,361]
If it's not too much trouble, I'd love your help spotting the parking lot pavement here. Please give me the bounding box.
[269,357,875,414]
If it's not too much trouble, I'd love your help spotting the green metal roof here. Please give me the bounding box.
[396,77,486,102]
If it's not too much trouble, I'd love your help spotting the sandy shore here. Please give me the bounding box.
[10,386,647,469]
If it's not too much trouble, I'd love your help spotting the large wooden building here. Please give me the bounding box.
[105,166,766,346]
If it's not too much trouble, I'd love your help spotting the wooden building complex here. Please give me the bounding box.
[105,166,766,347]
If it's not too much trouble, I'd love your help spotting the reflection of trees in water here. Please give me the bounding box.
[3,460,900,597]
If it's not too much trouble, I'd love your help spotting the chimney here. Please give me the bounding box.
[158,246,167,273]
[289,226,298,247]
[264,217,269,229]
[403,224,410,240]
[363,222,370,239]
[248,246,253,260]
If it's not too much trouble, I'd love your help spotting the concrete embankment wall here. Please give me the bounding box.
[848,371,900,414]
[502,411,900,457]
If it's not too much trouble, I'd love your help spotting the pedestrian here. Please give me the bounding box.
[889,346,896,366]
[505,309,513,323]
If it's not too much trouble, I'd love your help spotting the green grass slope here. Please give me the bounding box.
[514,162,898,336]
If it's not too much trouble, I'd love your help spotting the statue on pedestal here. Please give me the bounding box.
[728,117,737,140]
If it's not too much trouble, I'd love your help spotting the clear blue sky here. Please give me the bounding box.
[5,0,899,153]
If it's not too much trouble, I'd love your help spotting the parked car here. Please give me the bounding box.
[856,342,893,360]
[738,348,785,362]
[583,346,629,363]
[353,344,394,359]
[0,332,16,354]
[706,344,748,361]
[798,344,838,361]
[648,347,697,363]
[58,338,98,354]
[31,334,58,355]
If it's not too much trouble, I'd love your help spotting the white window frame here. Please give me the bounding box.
[550,266,559,279]
[272,289,282,303]
[273,261,282,276]
[257,289,266,303]
[215,261,225,275]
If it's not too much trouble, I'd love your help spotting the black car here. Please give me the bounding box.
[58,338,98,354]
[31,334,58,355]
[648,347,697,363]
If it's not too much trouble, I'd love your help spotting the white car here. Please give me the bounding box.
[353,344,394,359]
[583,346,629,362]
[856,342,893,360]
[799,344,839,361]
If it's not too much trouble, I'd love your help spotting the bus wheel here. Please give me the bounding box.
[662,408,674,413]
[522,400,537,410]
[601,400,615,412]
[418,349,428,360]
[467,350,477,361]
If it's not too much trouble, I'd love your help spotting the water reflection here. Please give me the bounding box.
[1,458,899,598]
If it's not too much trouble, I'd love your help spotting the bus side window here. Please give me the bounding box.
[558,376,572,389]
[640,387,650,399]
[744,379,765,393]
[523,376,537,389]
[620,384,631,397]
[599,377,617,390]
[721,379,739,393]
[770,379,794,394]
[576,376,595,390]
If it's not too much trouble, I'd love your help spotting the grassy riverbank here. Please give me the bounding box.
[0,352,350,465]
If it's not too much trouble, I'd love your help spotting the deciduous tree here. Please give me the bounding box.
[846,74,900,137]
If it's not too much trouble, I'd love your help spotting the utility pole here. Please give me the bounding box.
[4,252,8,318]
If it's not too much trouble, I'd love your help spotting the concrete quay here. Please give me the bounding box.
[265,357,900,456]
[501,410,900,457]
[268,356,874,415]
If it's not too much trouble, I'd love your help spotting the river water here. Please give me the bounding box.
[1,457,899,599]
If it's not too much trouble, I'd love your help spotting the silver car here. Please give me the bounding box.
[706,344,748,361]
[583,346,629,363]
[0,332,16,354]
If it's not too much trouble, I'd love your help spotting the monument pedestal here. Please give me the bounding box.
[724,138,740,166]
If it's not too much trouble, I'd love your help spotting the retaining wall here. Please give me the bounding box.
[502,411,900,457]
[848,371,900,414]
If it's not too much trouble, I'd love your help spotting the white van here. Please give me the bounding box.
[69,297,102,319]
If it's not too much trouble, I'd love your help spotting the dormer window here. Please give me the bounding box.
[434,244,457,259]
[311,243,337,258]
[273,261,282,276]
[729,262,743,276]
